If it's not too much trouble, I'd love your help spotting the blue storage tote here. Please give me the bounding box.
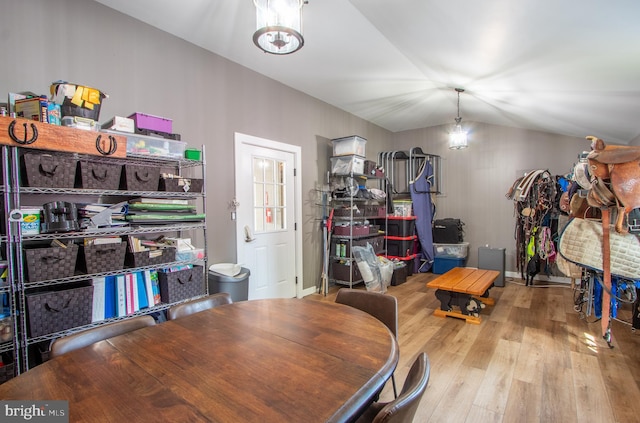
[432,257,466,275]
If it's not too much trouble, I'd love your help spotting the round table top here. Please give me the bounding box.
[0,298,399,422]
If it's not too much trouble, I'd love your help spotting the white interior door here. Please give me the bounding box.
[235,133,299,299]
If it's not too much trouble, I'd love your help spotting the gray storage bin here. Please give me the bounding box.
[208,268,250,302]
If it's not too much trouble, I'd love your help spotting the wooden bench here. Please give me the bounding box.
[426,267,500,324]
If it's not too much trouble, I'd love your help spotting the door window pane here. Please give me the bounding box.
[253,156,287,233]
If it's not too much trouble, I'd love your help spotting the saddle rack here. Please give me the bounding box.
[377,147,441,197]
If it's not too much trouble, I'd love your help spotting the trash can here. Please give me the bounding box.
[208,265,250,302]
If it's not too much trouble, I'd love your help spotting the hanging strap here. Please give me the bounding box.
[601,208,613,348]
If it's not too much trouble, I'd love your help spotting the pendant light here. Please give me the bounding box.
[253,0,306,55]
[449,88,468,150]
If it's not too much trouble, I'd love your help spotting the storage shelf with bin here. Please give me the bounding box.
[328,145,387,287]
[0,146,17,384]
[0,122,209,373]
[371,215,418,285]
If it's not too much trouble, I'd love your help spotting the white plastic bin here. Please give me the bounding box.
[433,242,469,258]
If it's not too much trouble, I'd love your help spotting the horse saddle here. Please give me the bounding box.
[586,136,640,233]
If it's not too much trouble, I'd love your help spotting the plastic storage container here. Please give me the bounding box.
[208,267,250,302]
[433,242,469,258]
[331,136,366,156]
[128,113,172,134]
[330,155,365,175]
[386,235,417,257]
[392,200,413,217]
[121,132,187,159]
[176,248,205,262]
[386,216,416,237]
[432,257,466,274]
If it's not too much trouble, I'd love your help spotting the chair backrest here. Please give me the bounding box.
[372,352,430,423]
[335,288,398,338]
[50,315,156,358]
[167,293,232,320]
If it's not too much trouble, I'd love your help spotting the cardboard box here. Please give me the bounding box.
[15,97,48,122]
[102,116,135,133]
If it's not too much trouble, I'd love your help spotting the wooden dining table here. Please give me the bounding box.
[0,298,399,422]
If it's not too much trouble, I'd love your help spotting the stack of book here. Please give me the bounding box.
[127,235,174,258]
[126,198,205,223]
[77,202,128,228]
[91,270,161,322]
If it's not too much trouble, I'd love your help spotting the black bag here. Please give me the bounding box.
[432,218,464,243]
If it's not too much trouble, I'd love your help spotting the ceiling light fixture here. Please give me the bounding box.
[253,0,306,55]
[449,88,468,150]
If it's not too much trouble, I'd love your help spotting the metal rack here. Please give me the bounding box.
[328,171,388,289]
[3,142,208,373]
[377,147,441,197]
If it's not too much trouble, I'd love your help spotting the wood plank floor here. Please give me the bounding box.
[306,273,640,423]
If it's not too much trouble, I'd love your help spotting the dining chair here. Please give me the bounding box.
[356,352,430,423]
[50,315,156,358]
[335,288,399,398]
[167,292,232,320]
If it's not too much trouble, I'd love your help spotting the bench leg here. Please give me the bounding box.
[435,289,453,311]
[433,308,482,324]
[435,290,483,317]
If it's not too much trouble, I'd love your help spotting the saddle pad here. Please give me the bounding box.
[558,217,640,279]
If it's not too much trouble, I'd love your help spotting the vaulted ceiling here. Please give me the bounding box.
[94,0,640,144]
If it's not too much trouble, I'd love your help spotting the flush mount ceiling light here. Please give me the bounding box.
[253,0,306,55]
[449,88,468,150]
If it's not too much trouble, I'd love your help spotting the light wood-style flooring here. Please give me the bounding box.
[306,273,640,422]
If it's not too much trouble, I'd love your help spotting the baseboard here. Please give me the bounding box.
[301,285,317,298]
[505,270,572,285]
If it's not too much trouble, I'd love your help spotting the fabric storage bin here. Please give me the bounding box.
[0,316,13,342]
[330,261,362,282]
[332,235,384,258]
[80,242,126,274]
[122,165,160,191]
[50,82,106,121]
[126,248,176,268]
[158,265,205,303]
[159,176,203,193]
[333,207,364,218]
[364,205,386,218]
[24,243,79,282]
[333,224,370,236]
[77,161,122,190]
[21,153,77,188]
[0,362,15,383]
[26,282,93,337]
